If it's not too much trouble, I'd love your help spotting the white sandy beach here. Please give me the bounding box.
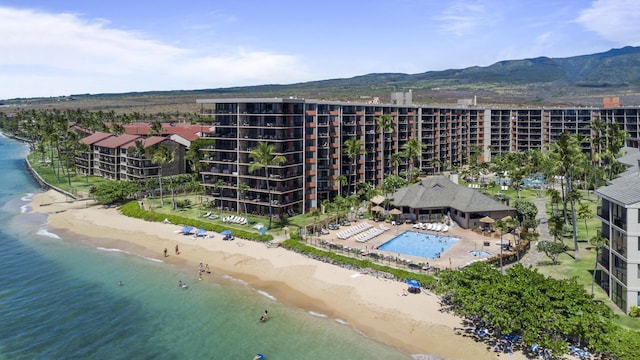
[32,190,528,360]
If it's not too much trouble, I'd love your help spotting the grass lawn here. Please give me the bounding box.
[535,190,640,330]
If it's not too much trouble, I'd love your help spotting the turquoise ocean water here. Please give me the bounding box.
[0,135,435,360]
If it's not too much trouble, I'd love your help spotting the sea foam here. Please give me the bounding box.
[308,311,328,318]
[36,228,61,239]
[257,290,277,301]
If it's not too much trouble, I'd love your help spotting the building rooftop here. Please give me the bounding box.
[391,176,515,213]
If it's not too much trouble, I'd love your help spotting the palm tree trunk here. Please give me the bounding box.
[568,170,579,261]
[158,170,164,207]
[266,168,273,229]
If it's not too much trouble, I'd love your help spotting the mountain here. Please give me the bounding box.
[5,47,640,110]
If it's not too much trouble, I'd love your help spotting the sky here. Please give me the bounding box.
[1,0,639,100]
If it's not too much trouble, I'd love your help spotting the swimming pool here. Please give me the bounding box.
[377,231,459,259]
[469,250,491,258]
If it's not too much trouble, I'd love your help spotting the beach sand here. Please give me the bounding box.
[32,190,527,360]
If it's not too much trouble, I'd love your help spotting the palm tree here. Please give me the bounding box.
[343,137,364,196]
[336,175,348,197]
[429,157,441,175]
[238,182,249,220]
[249,142,286,230]
[589,234,607,295]
[550,132,585,261]
[577,201,593,240]
[149,121,163,136]
[214,178,225,216]
[402,138,423,184]
[151,144,175,208]
[376,114,395,174]
[389,152,403,176]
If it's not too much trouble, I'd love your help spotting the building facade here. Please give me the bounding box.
[595,150,640,313]
[76,132,185,181]
[196,97,640,219]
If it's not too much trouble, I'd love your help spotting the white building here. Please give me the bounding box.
[595,148,640,313]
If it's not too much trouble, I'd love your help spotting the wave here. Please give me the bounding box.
[220,274,248,286]
[334,318,349,325]
[21,193,33,202]
[308,311,328,318]
[20,204,31,213]
[96,247,163,263]
[411,355,445,360]
[96,247,131,255]
[257,290,277,301]
[36,228,61,239]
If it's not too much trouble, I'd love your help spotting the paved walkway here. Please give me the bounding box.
[517,197,550,267]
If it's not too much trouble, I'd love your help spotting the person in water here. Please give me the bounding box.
[118,280,123,286]
[259,310,269,322]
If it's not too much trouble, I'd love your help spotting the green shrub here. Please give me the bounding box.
[630,306,640,318]
[119,201,272,242]
[281,238,437,288]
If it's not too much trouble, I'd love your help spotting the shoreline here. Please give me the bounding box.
[32,190,524,360]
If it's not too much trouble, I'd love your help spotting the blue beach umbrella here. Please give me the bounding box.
[181,226,194,234]
[406,279,421,288]
[194,229,207,237]
[221,229,232,236]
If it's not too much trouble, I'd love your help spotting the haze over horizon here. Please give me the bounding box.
[1,0,639,100]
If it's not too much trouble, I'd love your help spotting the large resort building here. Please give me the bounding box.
[595,150,640,313]
[195,95,640,218]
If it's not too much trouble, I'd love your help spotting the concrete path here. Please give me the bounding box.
[517,197,550,267]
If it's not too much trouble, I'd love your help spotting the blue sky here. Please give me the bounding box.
[1,0,638,99]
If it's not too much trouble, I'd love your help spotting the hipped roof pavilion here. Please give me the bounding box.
[390,176,516,228]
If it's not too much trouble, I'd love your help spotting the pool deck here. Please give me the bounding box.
[316,220,507,270]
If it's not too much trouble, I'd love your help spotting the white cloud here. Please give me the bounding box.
[575,0,640,45]
[0,7,311,99]
[437,1,487,36]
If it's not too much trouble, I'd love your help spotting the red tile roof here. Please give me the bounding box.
[122,122,209,141]
[80,131,113,145]
[95,134,141,148]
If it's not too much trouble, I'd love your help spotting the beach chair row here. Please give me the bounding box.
[355,224,390,243]
[412,223,449,232]
[222,216,248,225]
[336,222,373,239]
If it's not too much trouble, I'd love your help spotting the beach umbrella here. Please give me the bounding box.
[194,229,207,237]
[479,216,494,224]
[221,229,232,235]
[180,226,194,234]
[371,205,384,212]
[370,195,385,205]
[389,208,402,215]
[406,279,421,288]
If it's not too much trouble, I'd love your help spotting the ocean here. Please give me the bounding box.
[0,134,424,360]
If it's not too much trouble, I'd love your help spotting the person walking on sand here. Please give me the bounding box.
[164,248,168,257]
[175,244,179,255]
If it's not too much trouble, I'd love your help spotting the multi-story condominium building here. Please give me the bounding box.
[595,149,640,313]
[76,132,185,181]
[196,97,640,220]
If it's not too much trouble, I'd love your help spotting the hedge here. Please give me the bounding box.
[281,237,437,288]
[119,201,273,242]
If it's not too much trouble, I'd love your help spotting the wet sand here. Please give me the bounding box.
[32,190,527,360]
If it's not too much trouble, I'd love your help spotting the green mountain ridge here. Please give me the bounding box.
[5,46,640,108]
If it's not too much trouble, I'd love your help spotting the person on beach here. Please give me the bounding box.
[164,248,168,257]
[205,264,211,274]
[260,310,269,322]
[175,244,179,255]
